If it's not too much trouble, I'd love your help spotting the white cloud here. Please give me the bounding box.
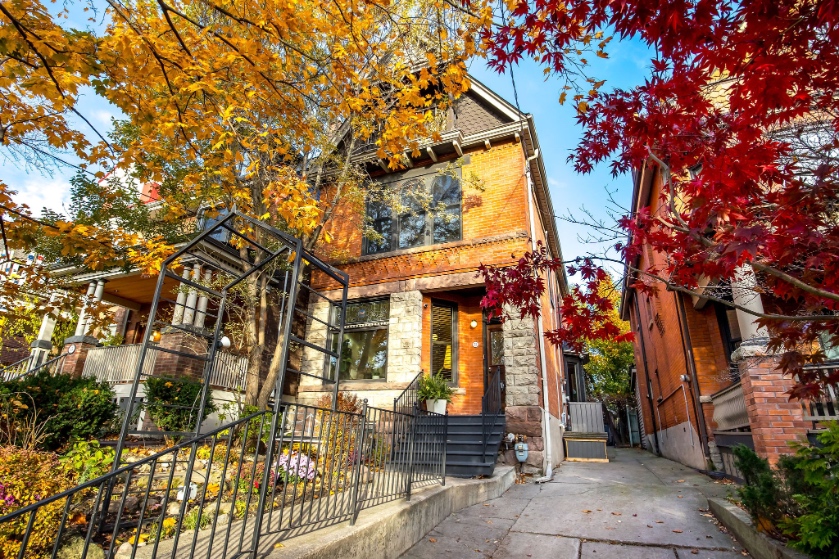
[547,176,567,190]
[12,175,72,216]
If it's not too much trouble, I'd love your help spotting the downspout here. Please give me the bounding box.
[633,293,661,454]
[523,146,554,480]
[674,291,711,460]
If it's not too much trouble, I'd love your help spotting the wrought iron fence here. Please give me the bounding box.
[0,352,68,382]
[0,401,447,559]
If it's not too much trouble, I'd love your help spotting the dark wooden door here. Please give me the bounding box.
[485,324,506,411]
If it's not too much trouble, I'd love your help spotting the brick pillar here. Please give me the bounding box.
[153,328,209,381]
[59,335,99,378]
[735,339,811,465]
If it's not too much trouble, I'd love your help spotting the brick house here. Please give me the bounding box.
[294,76,569,475]
[621,160,838,476]
[7,77,569,476]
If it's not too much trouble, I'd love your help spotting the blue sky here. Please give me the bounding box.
[0,21,652,265]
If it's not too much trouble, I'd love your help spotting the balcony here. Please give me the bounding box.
[81,344,248,391]
[710,382,750,431]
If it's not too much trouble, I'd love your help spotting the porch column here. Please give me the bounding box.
[74,281,97,337]
[172,268,190,325]
[730,264,768,342]
[182,264,201,326]
[193,268,212,329]
[29,296,58,367]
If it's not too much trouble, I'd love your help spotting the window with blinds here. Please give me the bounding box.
[431,301,457,383]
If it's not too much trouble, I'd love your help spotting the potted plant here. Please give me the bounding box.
[418,373,453,414]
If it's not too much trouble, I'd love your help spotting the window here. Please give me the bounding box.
[714,302,743,362]
[364,166,462,255]
[332,299,389,381]
[431,301,457,382]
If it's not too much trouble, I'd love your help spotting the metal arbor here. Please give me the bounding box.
[113,211,349,462]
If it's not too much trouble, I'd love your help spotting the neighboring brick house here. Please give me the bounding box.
[621,161,837,476]
[295,76,569,475]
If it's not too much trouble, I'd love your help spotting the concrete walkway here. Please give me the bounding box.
[401,448,750,559]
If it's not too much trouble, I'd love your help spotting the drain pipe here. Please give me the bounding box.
[523,146,554,481]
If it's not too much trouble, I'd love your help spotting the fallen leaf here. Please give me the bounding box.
[632,514,637,517]
[611,512,622,516]
[677,479,685,483]
[678,495,684,499]
[582,510,592,513]
[691,551,699,555]
[274,543,284,549]
[656,520,664,523]
[647,525,653,528]
[429,538,437,543]
[672,529,683,533]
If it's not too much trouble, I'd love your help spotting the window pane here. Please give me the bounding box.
[366,201,392,254]
[431,304,455,381]
[337,329,388,380]
[489,330,504,367]
[398,182,427,249]
[344,299,390,326]
[432,174,461,205]
[433,207,460,244]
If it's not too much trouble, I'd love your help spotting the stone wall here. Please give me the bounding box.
[297,290,423,410]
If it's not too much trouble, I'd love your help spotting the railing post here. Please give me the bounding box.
[350,399,368,525]
[406,406,417,501]
[441,411,448,486]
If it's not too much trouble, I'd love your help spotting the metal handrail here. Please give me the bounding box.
[481,368,503,458]
[393,371,423,415]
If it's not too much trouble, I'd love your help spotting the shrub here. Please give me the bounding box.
[59,440,115,483]
[0,446,77,559]
[734,422,839,558]
[0,372,116,450]
[144,376,216,436]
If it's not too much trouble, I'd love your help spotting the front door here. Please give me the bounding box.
[485,324,506,411]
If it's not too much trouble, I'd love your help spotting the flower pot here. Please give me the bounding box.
[425,399,447,415]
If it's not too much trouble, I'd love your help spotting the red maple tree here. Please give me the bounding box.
[476,0,839,398]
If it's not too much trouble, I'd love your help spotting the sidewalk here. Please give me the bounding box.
[401,447,750,559]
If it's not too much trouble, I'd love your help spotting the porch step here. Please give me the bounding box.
[443,414,506,479]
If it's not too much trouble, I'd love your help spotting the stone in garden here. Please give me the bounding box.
[215,514,230,526]
[114,542,134,559]
[167,502,182,515]
[56,536,106,559]
[359,466,372,484]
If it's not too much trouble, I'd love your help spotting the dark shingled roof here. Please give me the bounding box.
[453,91,512,137]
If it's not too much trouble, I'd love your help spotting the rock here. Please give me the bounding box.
[215,514,230,526]
[114,542,134,559]
[359,466,373,484]
[167,502,182,515]
[190,469,208,485]
[56,536,106,559]
[216,502,232,515]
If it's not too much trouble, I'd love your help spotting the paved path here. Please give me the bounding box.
[401,448,750,559]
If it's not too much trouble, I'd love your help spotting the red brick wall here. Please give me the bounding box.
[311,140,531,292]
[739,358,810,465]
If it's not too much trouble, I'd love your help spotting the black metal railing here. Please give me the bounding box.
[0,400,447,558]
[393,372,422,415]
[481,367,504,457]
[1,352,69,382]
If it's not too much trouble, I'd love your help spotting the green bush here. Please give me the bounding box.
[144,376,216,435]
[0,372,117,450]
[734,422,839,558]
[59,439,115,483]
